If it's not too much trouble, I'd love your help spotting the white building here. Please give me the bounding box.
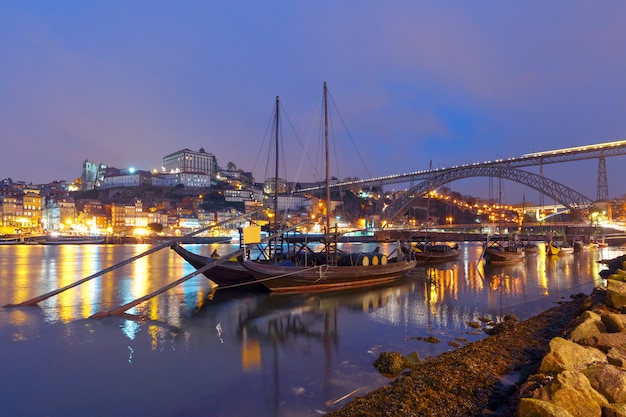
[160,172,211,188]
[276,195,312,212]
[224,189,254,202]
[162,148,217,177]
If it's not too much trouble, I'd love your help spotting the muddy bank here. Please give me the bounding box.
[327,292,591,417]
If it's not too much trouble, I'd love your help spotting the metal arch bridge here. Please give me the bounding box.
[381,166,593,223]
[299,138,626,221]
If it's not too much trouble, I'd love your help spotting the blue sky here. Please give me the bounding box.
[2,1,626,203]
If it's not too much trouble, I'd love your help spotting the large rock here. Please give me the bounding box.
[373,351,404,376]
[539,337,607,374]
[551,386,602,417]
[602,313,626,333]
[584,332,626,353]
[568,311,606,344]
[608,345,626,368]
[516,398,574,417]
[583,364,626,403]
[547,370,607,416]
[606,280,626,311]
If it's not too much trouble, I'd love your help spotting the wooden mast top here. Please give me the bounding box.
[324,82,330,238]
[274,95,279,235]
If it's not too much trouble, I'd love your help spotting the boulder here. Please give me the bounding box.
[608,345,626,368]
[602,313,626,333]
[403,351,421,368]
[551,386,602,417]
[373,351,404,376]
[607,280,626,311]
[583,364,626,403]
[549,370,608,407]
[516,398,574,417]
[568,311,606,344]
[539,337,607,374]
[584,333,626,353]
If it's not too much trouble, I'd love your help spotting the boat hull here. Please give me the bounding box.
[413,251,459,264]
[39,237,106,245]
[241,259,417,292]
[548,242,574,256]
[170,244,266,291]
[483,247,525,264]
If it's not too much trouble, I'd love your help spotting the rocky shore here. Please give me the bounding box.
[327,255,626,417]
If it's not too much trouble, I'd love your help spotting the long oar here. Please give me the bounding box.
[3,209,262,308]
[91,224,307,317]
[90,247,246,318]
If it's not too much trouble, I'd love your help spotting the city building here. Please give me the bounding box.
[0,196,18,234]
[263,177,287,195]
[160,172,210,188]
[224,189,254,203]
[162,147,217,177]
[81,160,107,191]
[22,191,43,232]
[100,170,154,189]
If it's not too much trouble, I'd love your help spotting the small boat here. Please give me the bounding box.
[241,83,417,292]
[410,242,460,264]
[547,241,574,256]
[523,243,539,254]
[573,240,588,252]
[483,237,525,264]
[170,243,267,291]
[39,236,106,245]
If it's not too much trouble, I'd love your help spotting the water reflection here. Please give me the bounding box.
[1,243,625,417]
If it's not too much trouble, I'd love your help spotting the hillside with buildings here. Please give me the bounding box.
[1,147,623,241]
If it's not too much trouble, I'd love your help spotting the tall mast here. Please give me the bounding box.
[324,82,330,236]
[274,96,279,234]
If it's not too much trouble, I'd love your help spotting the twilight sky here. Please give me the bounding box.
[2,1,626,203]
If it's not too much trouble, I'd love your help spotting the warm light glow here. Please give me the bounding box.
[134,227,149,236]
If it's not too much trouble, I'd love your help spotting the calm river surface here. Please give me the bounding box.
[0,241,623,416]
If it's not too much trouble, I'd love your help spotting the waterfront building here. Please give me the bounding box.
[0,196,18,234]
[42,199,61,232]
[22,191,43,232]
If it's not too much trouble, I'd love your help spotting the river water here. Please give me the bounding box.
[0,241,622,416]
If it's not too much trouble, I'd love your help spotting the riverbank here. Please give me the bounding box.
[327,291,593,417]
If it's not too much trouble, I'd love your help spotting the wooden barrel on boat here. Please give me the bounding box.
[337,252,388,266]
[338,253,370,266]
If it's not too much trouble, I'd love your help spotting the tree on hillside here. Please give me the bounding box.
[147,223,163,234]
[227,162,237,171]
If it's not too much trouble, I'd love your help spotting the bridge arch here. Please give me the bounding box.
[382,166,594,223]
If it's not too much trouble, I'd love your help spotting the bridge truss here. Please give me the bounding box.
[298,139,626,222]
[381,166,594,224]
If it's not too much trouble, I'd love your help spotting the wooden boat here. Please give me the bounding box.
[242,242,416,292]
[410,242,460,264]
[483,237,525,264]
[523,243,539,254]
[171,243,267,291]
[241,83,416,292]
